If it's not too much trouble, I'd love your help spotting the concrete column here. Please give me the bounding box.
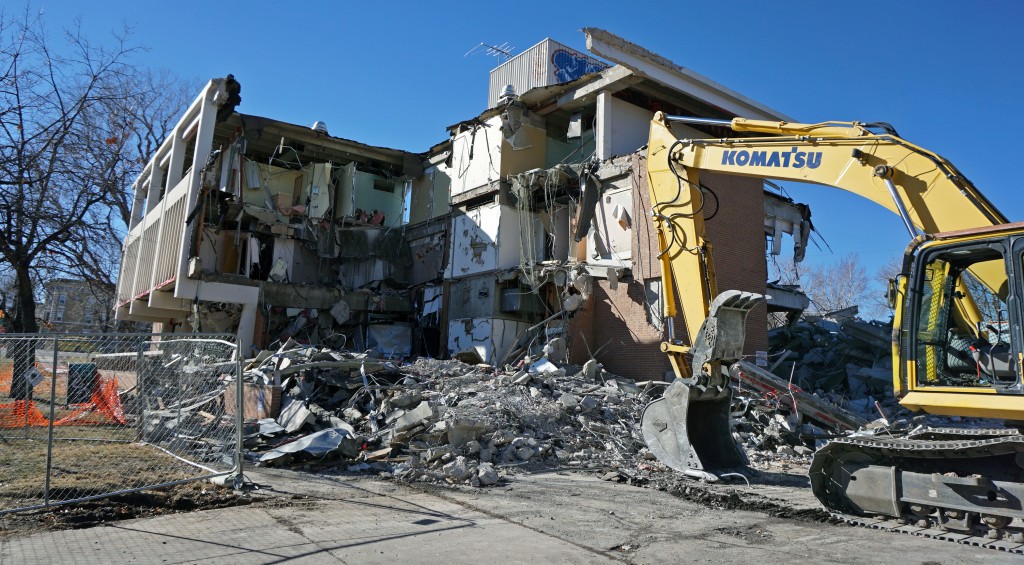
[237,302,257,359]
[595,91,612,160]
[128,180,145,230]
[146,165,165,214]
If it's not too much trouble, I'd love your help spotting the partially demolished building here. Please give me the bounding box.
[114,29,811,381]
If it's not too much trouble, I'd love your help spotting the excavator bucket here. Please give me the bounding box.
[641,381,744,478]
[641,290,762,479]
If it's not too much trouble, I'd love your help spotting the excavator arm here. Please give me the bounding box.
[648,112,1008,303]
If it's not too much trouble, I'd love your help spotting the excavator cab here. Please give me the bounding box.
[897,231,1024,415]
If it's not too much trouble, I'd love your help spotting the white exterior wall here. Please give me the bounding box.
[447,203,544,279]
[450,116,503,197]
[605,96,654,157]
[447,317,530,364]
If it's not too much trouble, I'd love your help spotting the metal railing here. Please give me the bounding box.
[0,333,243,514]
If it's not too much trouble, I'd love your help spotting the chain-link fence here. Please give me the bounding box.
[0,333,242,514]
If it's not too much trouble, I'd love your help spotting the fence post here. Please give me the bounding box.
[43,336,59,507]
[176,343,182,449]
[136,340,146,441]
[233,342,244,488]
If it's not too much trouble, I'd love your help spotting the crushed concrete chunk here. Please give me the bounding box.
[559,393,579,409]
[395,401,434,431]
[442,456,475,481]
[476,462,499,485]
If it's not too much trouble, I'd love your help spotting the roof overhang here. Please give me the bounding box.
[583,28,793,122]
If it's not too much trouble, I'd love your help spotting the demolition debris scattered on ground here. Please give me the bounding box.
[238,310,957,488]
[240,338,662,486]
[234,309,1004,489]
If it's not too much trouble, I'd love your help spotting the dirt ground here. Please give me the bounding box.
[0,482,253,538]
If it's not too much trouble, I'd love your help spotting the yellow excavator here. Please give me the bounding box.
[640,112,1024,545]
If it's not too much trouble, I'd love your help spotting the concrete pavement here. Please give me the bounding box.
[1,469,1018,564]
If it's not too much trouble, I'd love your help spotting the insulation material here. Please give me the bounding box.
[367,324,412,357]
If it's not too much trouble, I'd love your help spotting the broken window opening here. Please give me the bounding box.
[373,179,396,193]
[644,279,664,332]
[181,134,197,180]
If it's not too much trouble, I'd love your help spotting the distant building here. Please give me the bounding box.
[41,279,114,332]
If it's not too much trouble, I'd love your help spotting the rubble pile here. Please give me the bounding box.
[766,316,906,423]
[241,343,653,486]
[731,397,821,460]
[237,313,946,484]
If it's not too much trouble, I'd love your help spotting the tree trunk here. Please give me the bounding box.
[8,264,38,400]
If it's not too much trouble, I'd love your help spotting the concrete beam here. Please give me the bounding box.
[174,279,259,305]
[765,285,810,312]
[128,301,186,320]
[261,282,341,310]
[535,66,643,116]
[149,289,190,311]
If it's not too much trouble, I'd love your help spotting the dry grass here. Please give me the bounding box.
[1,431,206,510]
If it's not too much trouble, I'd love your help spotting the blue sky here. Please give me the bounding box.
[27,0,1024,278]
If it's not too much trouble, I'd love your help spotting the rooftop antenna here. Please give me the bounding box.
[464,41,515,62]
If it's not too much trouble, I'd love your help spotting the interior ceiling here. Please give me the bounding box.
[214,114,411,175]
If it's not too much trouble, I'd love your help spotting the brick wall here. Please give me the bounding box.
[569,155,768,382]
[701,170,769,357]
[568,278,674,381]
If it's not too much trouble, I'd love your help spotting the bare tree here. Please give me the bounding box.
[771,253,873,316]
[48,69,196,287]
[868,255,903,319]
[0,9,191,396]
[0,10,133,331]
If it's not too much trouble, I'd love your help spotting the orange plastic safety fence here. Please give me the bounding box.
[0,399,50,428]
[53,376,127,426]
[0,376,126,428]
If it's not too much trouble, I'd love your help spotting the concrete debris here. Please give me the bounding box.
[239,316,938,483]
[722,315,905,463]
[766,317,903,421]
[240,341,652,486]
